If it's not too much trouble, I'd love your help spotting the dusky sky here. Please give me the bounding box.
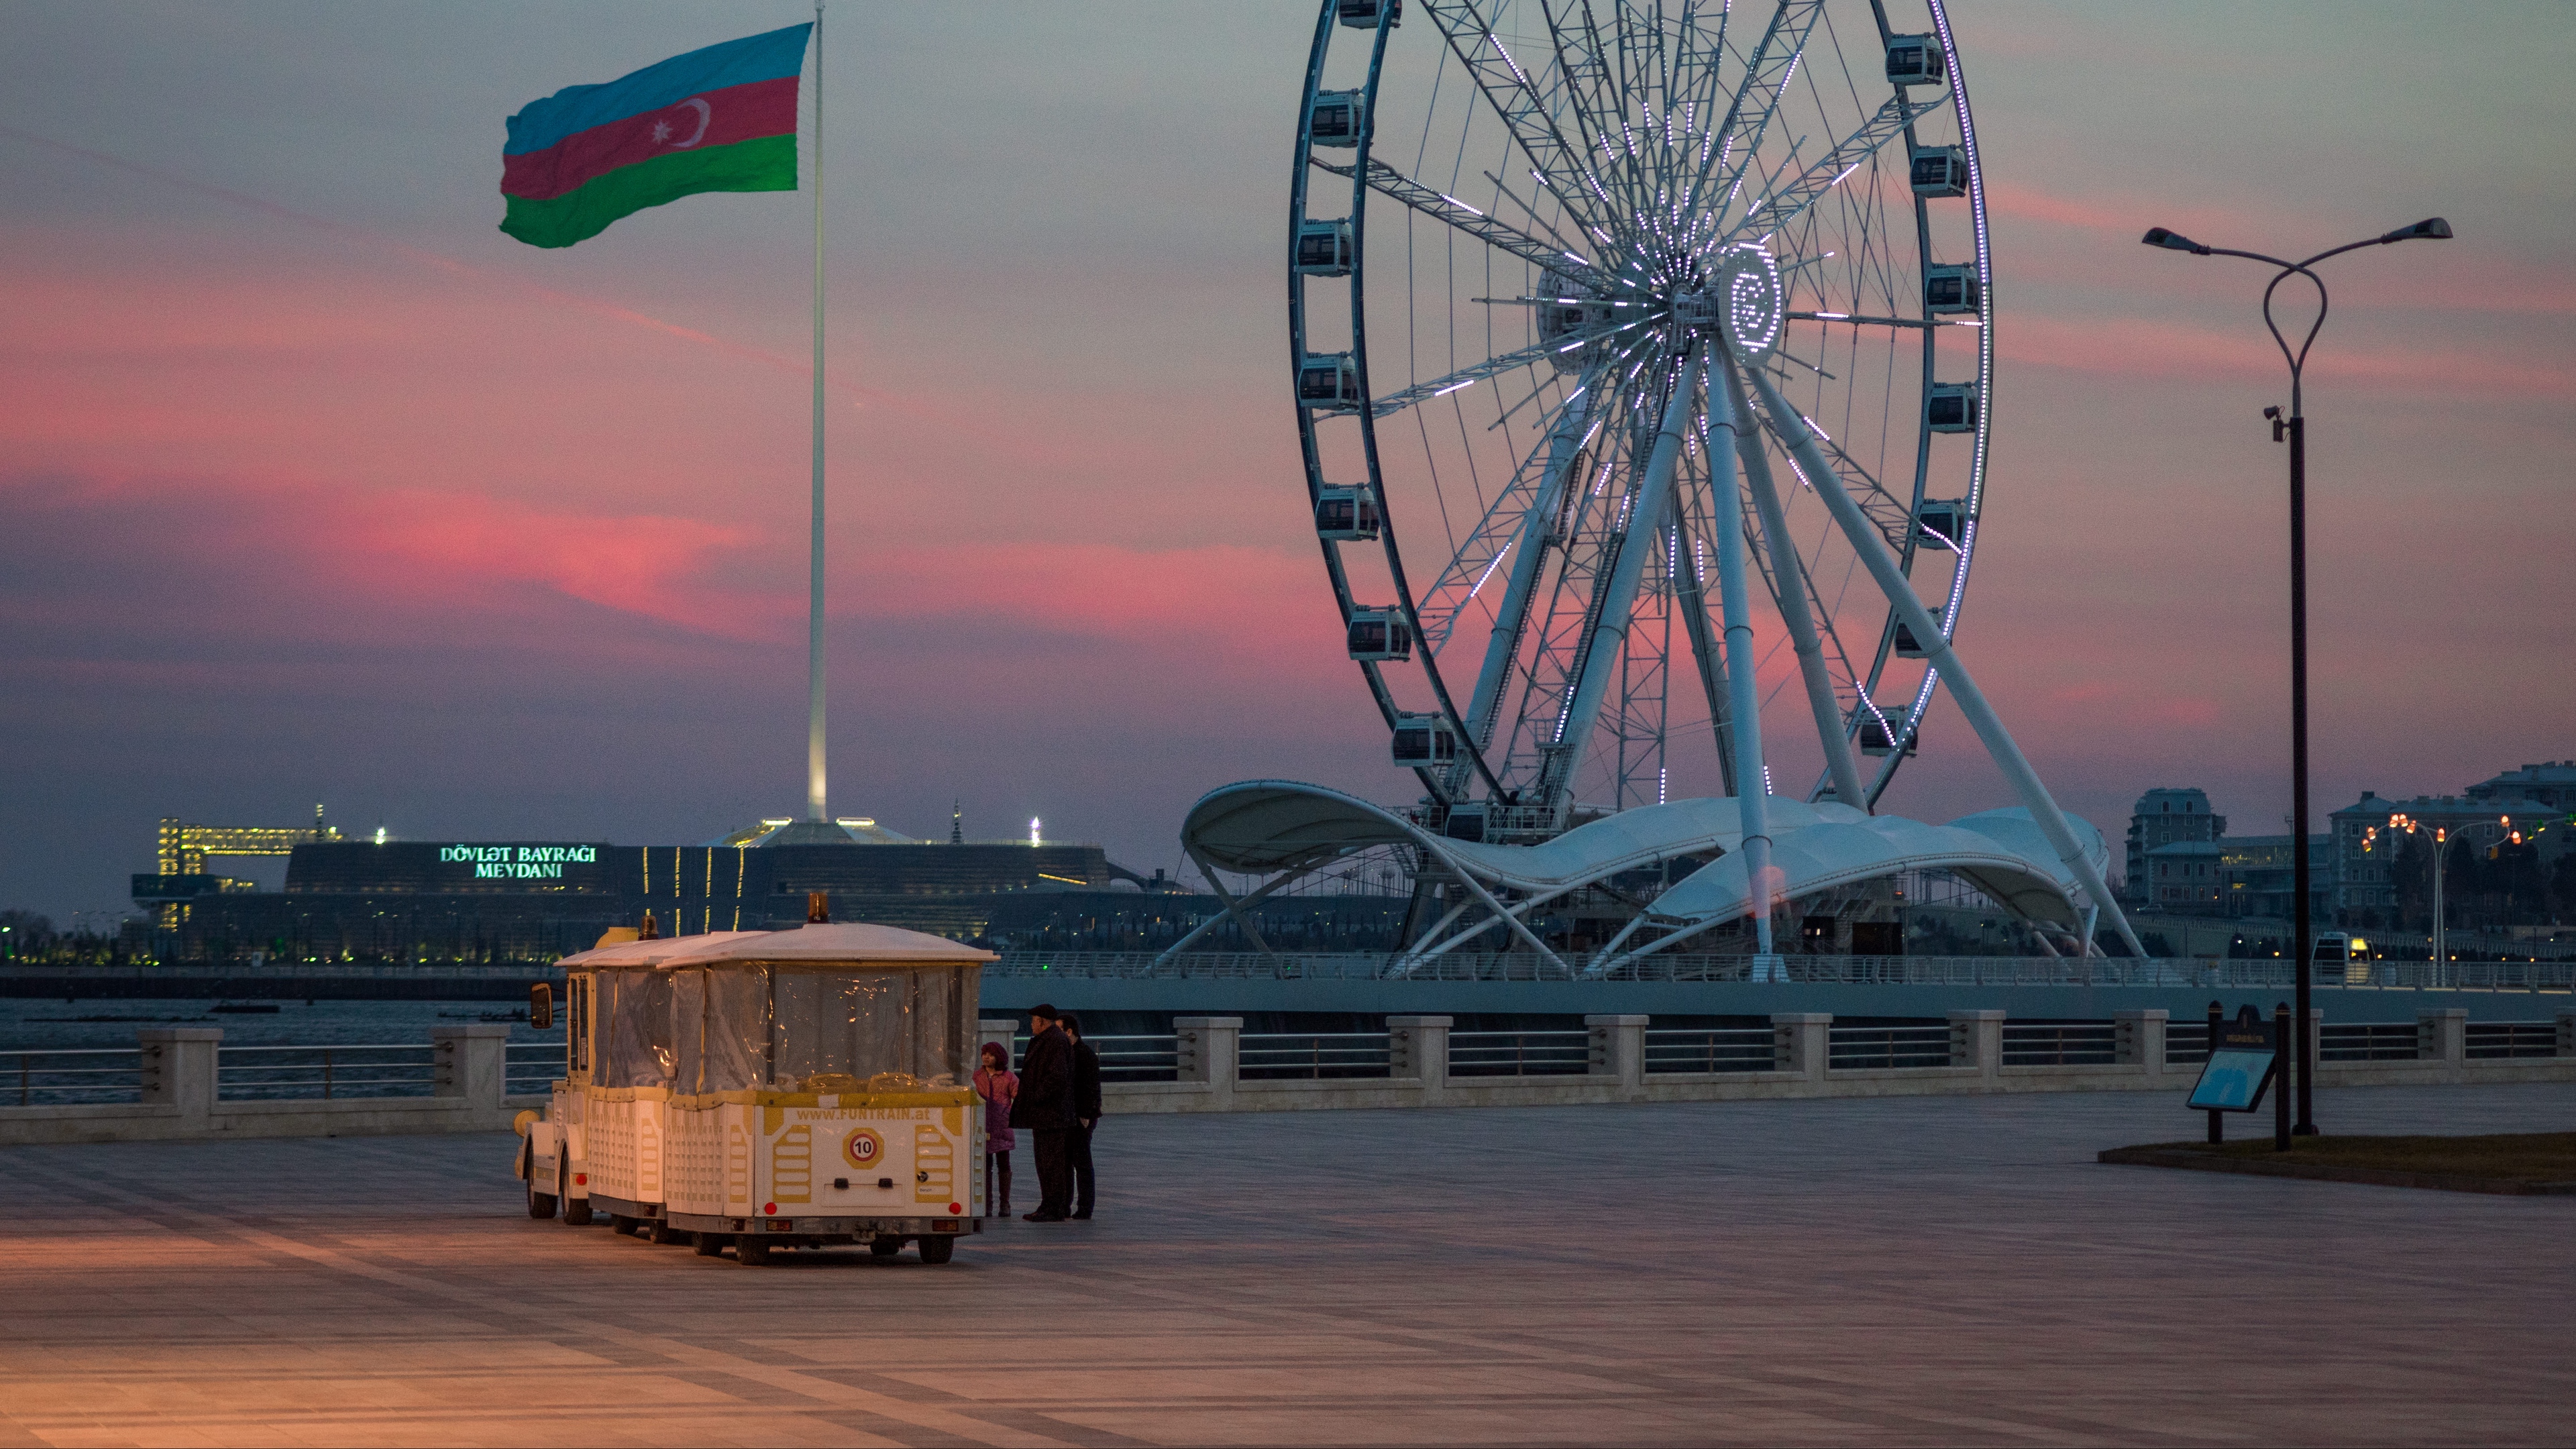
[3,2,2570,924]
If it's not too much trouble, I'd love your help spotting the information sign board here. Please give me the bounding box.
[2187,1006,2279,1113]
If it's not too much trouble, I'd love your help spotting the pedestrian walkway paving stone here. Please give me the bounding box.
[1,1085,2569,1446]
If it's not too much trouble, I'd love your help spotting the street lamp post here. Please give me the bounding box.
[2381,814,2453,986]
[2142,216,2453,1137]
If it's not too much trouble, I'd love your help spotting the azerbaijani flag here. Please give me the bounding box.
[500,23,812,249]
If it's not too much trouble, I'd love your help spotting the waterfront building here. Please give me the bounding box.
[2123,788,2224,904]
[2140,841,2224,910]
[2215,834,2333,920]
[2330,761,2576,920]
[125,812,1411,963]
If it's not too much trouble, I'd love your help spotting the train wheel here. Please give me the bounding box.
[643,1220,678,1245]
[526,1180,557,1220]
[869,1237,904,1258]
[735,1240,771,1266]
[559,1155,592,1224]
[607,1214,636,1236]
[692,1234,725,1257]
[916,1235,955,1265]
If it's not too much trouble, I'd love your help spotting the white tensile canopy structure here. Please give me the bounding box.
[1168,781,2110,976]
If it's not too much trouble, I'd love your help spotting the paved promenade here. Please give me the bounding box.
[3,1085,2569,1447]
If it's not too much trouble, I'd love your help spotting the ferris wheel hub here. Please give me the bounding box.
[1674,244,1784,356]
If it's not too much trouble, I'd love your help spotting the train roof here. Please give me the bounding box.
[557,930,768,971]
[561,922,994,971]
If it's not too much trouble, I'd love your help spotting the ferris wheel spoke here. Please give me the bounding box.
[1372,320,1648,419]
[1313,156,1608,288]
[1549,2,1656,241]
[1415,378,1601,650]
[1420,0,1623,238]
[1479,169,1587,256]
[1656,8,1751,239]
[1690,0,1827,241]
[1729,93,1940,250]
[1755,407,1912,559]
[1536,5,1618,191]
[1787,311,1940,329]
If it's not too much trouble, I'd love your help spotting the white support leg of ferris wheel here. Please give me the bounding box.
[1544,350,1706,808]
[1703,347,1778,964]
[1741,358,2152,961]
[1720,348,1871,812]
[1462,380,1599,760]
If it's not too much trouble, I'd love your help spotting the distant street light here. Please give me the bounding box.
[2142,216,2455,1138]
[2380,814,2455,986]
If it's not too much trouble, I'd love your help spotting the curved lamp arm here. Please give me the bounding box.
[2139,219,2453,417]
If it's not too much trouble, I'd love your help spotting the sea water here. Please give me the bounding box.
[0,997,564,1053]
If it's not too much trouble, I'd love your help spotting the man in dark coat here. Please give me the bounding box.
[1062,1014,1103,1219]
[1010,1004,1076,1221]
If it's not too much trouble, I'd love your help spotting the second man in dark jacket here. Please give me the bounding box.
[1063,1014,1103,1220]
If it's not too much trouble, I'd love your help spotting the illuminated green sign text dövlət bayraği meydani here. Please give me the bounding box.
[438,845,598,880]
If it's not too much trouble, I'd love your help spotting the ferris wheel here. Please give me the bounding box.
[1291,0,1994,844]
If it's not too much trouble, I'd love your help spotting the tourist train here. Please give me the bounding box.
[516,902,992,1265]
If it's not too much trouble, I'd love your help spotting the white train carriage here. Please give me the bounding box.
[517,918,995,1265]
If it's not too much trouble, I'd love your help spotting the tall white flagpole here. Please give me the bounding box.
[804,0,828,822]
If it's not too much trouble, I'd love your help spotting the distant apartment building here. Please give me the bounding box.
[2141,833,2334,919]
[2330,759,2576,918]
[2215,834,2332,920]
[2139,839,2223,910]
[2125,788,2224,904]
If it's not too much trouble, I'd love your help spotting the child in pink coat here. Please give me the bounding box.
[973,1041,1020,1216]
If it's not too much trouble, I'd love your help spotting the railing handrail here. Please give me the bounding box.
[0,1046,143,1059]
[220,1042,439,1055]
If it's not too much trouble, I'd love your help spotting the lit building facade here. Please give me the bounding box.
[2330,761,2576,918]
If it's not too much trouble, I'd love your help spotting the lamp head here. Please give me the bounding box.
[2141,226,2208,254]
[2381,217,2453,244]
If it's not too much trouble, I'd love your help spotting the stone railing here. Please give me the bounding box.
[0,1025,543,1146]
[978,1008,2576,1115]
[979,953,2576,987]
[10,1010,2568,1146]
